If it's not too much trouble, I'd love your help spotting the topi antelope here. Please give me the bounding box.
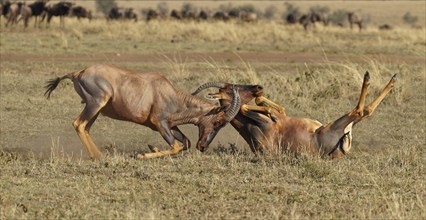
[44,64,241,160]
[192,72,396,159]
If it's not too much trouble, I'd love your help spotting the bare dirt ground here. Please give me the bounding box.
[2,52,425,65]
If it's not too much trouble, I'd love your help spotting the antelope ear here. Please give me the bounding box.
[205,93,224,100]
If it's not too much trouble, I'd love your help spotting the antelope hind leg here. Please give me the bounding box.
[353,71,370,117]
[357,74,397,123]
[73,107,105,160]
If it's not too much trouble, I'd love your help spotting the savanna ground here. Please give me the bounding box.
[1,1,425,219]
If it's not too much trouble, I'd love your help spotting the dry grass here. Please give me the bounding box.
[1,19,425,56]
[1,16,425,219]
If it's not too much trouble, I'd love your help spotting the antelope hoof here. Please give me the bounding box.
[148,144,159,153]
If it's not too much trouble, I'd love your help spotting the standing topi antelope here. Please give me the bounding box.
[44,64,241,160]
[192,72,396,159]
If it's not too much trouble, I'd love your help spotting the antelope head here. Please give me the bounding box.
[195,85,242,152]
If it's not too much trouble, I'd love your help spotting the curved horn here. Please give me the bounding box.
[192,82,228,95]
[224,86,241,121]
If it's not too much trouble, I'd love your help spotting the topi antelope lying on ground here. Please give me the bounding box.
[192,72,396,159]
[45,64,241,160]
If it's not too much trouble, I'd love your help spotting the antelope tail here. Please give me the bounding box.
[44,72,77,99]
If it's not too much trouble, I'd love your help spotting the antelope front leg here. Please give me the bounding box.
[255,96,285,115]
[137,141,184,160]
[241,104,273,115]
[240,104,277,121]
[137,123,185,160]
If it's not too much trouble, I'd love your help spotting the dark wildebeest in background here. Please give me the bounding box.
[170,9,198,21]
[124,8,137,22]
[108,7,137,22]
[379,24,392,31]
[180,6,197,20]
[70,5,92,21]
[286,13,298,24]
[170,9,182,20]
[145,9,159,22]
[19,0,49,28]
[0,3,2,20]
[213,11,229,21]
[0,1,12,23]
[299,11,329,31]
[42,1,73,28]
[198,10,209,20]
[4,1,24,27]
[144,8,168,22]
[26,0,49,27]
[227,8,239,19]
[348,12,363,31]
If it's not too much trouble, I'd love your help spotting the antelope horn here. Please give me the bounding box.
[224,86,241,121]
[192,82,228,95]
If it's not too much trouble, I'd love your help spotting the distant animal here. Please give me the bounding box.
[299,11,329,31]
[316,12,329,26]
[42,1,73,27]
[19,0,49,28]
[1,1,12,18]
[239,11,257,22]
[198,10,208,20]
[170,9,182,20]
[0,3,3,20]
[4,1,24,27]
[70,6,92,21]
[108,7,137,22]
[0,1,11,24]
[145,9,159,22]
[44,64,241,160]
[379,24,392,30]
[18,3,31,27]
[193,72,397,159]
[227,9,239,18]
[348,12,363,31]
[28,0,48,26]
[123,8,137,22]
[212,11,229,21]
[285,13,298,24]
[182,9,196,20]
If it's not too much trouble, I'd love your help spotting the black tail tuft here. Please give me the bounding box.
[44,77,63,99]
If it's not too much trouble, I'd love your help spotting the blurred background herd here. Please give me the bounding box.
[1,0,424,31]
